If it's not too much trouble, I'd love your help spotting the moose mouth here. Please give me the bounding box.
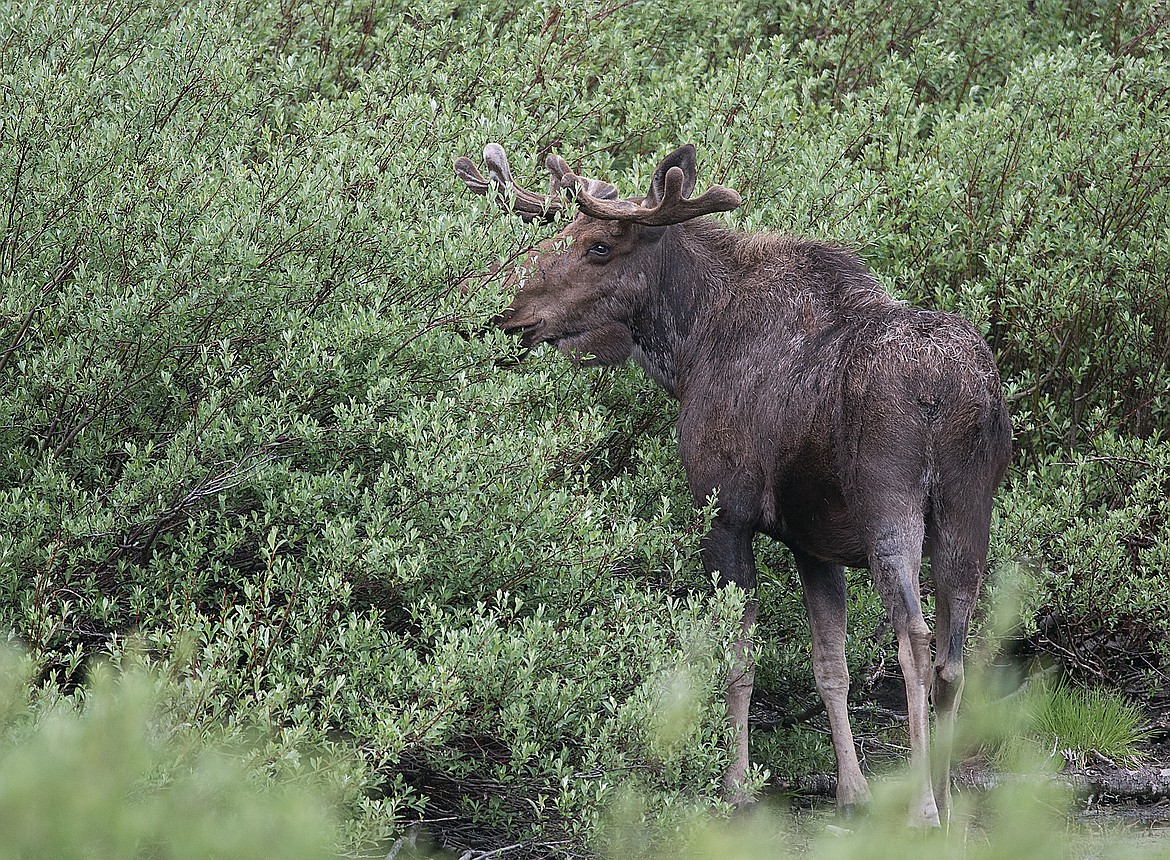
[501,319,571,350]
[501,320,542,347]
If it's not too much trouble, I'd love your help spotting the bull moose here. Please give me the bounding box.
[454,142,1012,826]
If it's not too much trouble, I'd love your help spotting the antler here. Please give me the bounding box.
[454,143,564,223]
[545,154,620,202]
[455,142,740,227]
[570,164,742,226]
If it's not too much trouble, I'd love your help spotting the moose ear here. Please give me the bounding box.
[646,144,698,206]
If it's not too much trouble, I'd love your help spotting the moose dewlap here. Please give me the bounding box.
[455,142,1012,827]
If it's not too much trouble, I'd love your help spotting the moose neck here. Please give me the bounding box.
[627,221,896,400]
[628,219,734,398]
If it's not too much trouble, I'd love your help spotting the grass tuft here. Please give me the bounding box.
[1028,680,1153,768]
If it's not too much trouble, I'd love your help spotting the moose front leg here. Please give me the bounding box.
[724,595,759,804]
[702,519,759,806]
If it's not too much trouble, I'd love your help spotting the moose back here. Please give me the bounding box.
[455,143,1012,826]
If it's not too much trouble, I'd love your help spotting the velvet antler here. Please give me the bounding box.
[454,143,564,223]
[455,142,739,226]
[570,144,741,226]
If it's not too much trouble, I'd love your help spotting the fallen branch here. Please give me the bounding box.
[780,765,1170,805]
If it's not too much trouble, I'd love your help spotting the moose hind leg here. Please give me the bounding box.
[929,591,971,825]
[928,510,991,825]
[795,554,870,814]
[870,520,940,828]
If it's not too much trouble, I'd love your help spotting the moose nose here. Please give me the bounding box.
[491,308,517,330]
[492,307,539,333]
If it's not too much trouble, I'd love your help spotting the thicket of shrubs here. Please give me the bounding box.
[1,0,1167,855]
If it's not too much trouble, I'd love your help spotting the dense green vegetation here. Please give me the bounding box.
[0,0,1167,855]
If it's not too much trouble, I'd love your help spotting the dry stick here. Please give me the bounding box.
[459,844,523,860]
[787,767,1170,805]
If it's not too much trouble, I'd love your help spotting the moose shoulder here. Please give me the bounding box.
[455,143,1012,827]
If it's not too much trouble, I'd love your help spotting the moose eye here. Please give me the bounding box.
[587,242,612,259]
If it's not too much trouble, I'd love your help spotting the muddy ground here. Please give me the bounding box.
[757,679,1170,846]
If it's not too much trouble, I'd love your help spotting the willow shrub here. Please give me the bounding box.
[1,0,1168,855]
[991,434,1170,698]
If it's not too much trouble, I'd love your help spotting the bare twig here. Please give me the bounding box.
[458,843,523,860]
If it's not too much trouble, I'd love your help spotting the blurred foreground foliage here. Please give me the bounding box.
[0,0,1167,854]
[1,645,1161,860]
[0,649,338,860]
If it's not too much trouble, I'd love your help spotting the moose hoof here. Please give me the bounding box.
[838,801,870,821]
[909,808,942,829]
[723,789,758,813]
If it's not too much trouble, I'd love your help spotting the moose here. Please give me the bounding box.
[454,142,1012,826]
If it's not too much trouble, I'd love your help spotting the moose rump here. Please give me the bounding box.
[455,142,1012,827]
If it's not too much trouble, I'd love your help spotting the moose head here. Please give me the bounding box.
[455,143,741,372]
